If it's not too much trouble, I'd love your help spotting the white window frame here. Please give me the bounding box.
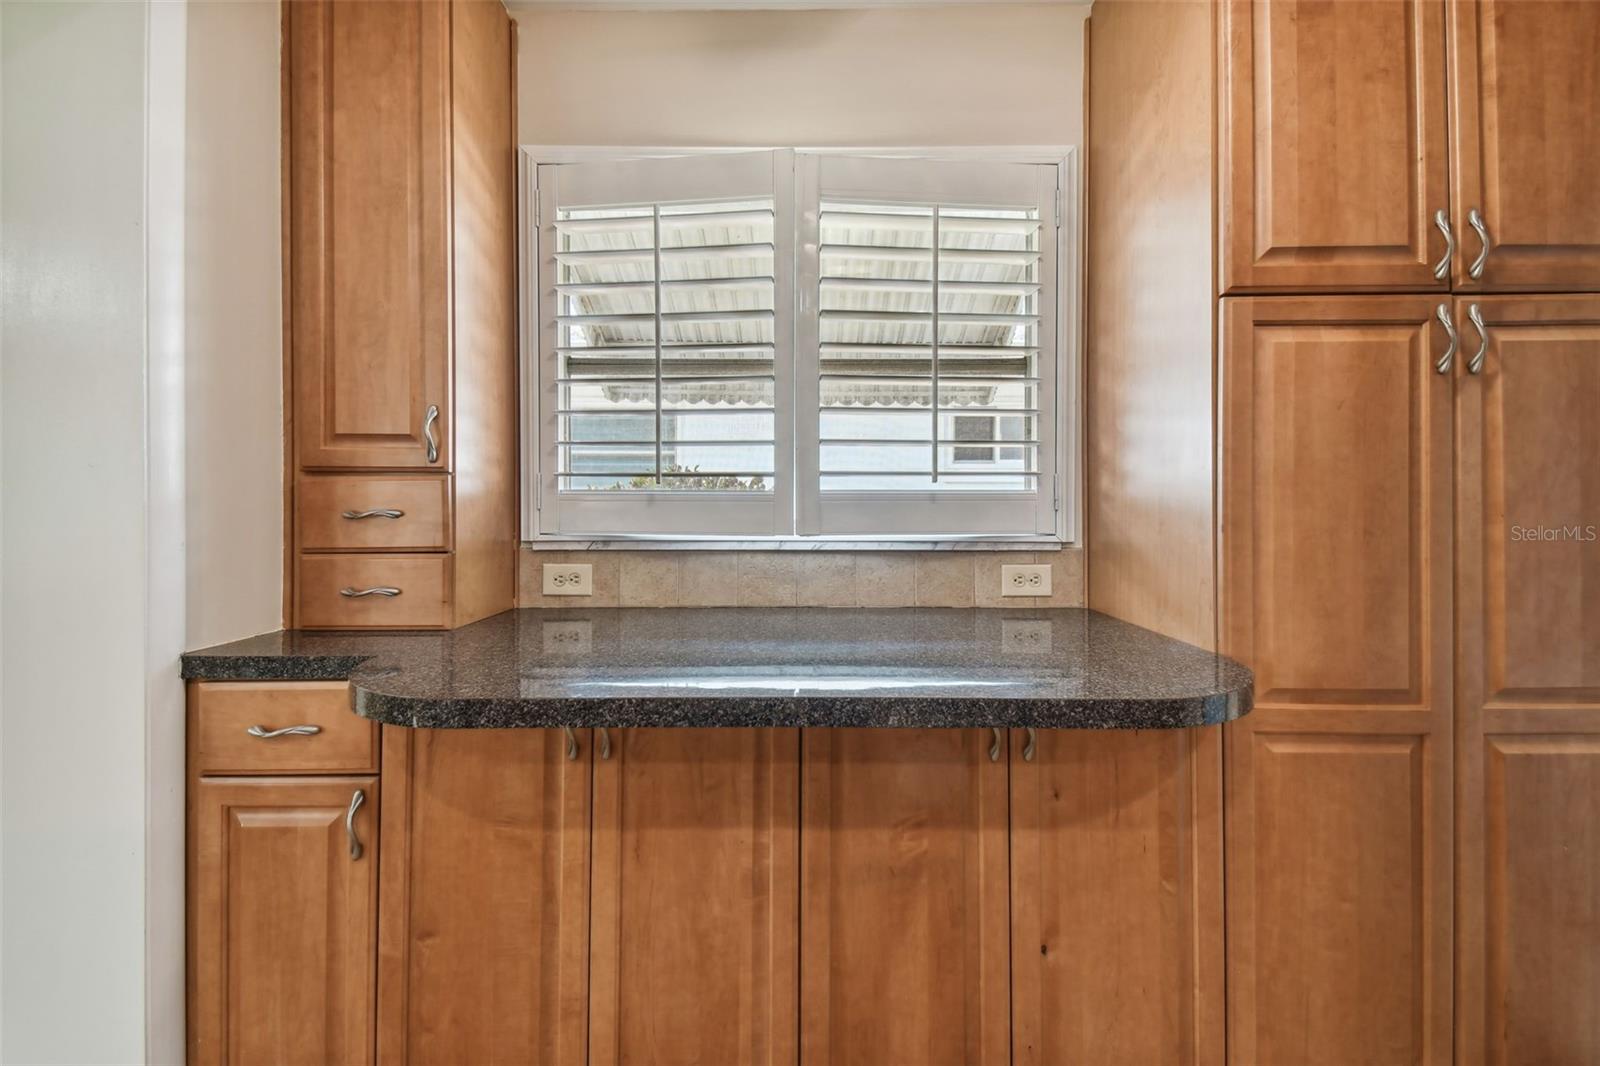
[520,145,1081,547]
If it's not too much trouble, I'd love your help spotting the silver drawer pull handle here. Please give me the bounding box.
[1468,208,1492,279]
[1432,208,1454,280]
[1023,727,1037,762]
[562,725,578,761]
[1434,303,1458,374]
[340,586,401,598]
[341,508,404,520]
[989,727,1002,763]
[1467,302,1489,375]
[346,790,366,861]
[246,724,322,739]
[423,404,440,464]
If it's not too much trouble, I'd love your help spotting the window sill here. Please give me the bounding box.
[522,538,1073,552]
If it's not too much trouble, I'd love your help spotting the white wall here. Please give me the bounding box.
[514,3,1088,147]
[185,0,283,648]
[1,3,160,1060]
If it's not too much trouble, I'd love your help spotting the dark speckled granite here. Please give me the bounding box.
[182,607,1253,730]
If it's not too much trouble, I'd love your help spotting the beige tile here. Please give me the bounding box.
[619,552,681,607]
[914,554,976,608]
[856,554,917,607]
[679,553,739,607]
[1042,548,1086,607]
[516,549,543,606]
[796,554,858,607]
[737,552,799,606]
[974,552,1039,608]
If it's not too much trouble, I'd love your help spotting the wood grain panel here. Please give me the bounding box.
[287,0,450,470]
[1085,0,1218,649]
[1221,0,1450,292]
[1454,295,1600,1065]
[1222,297,1451,711]
[1227,734,1447,1066]
[376,728,590,1065]
[448,0,518,626]
[191,681,375,776]
[1449,0,1600,291]
[1010,727,1223,1066]
[189,776,378,1066]
[296,475,450,552]
[589,729,798,1066]
[800,729,1009,1066]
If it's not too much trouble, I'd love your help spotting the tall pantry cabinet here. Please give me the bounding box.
[284,0,518,630]
[1089,2,1600,1064]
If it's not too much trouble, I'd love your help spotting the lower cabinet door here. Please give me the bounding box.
[1010,727,1224,1066]
[375,727,591,1065]
[189,775,379,1066]
[1455,295,1600,1065]
[588,729,799,1066]
[800,728,1010,1066]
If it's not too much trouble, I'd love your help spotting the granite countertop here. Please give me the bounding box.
[181,607,1253,730]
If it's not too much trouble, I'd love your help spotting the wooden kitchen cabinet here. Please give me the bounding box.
[589,729,799,1066]
[1010,727,1224,1066]
[1448,0,1600,291]
[1454,295,1600,1065]
[284,0,516,628]
[188,775,379,1066]
[1220,297,1455,1065]
[1219,0,1451,293]
[376,726,591,1065]
[799,728,1010,1066]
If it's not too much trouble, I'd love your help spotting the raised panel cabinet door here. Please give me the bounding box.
[1010,727,1224,1066]
[1448,0,1600,291]
[188,775,379,1066]
[287,0,451,469]
[1220,0,1451,293]
[1455,296,1600,1065]
[1220,297,1454,1065]
[800,728,1009,1066]
[589,729,799,1066]
[376,727,590,1065]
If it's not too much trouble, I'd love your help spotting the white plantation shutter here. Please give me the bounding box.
[795,154,1060,536]
[536,151,794,536]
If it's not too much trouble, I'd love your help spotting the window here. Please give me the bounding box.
[529,149,1070,541]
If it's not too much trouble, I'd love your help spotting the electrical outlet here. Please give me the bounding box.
[542,562,593,596]
[542,619,592,655]
[1000,563,1052,597]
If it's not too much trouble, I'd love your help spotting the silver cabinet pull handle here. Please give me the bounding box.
[341,508,404,520]
[1432,208,1454,280]
[598,727,612,760]
[246,724,322,739]
[1434,303,1458,374]
[1467,302,1489,375]
[562,725,578,761]
[422,404,440,464]
[1468,208,1492,279]
[346,790,366,861]
[340,586,401,598]
[989,727,1002,763]
[1023,727,1037,762]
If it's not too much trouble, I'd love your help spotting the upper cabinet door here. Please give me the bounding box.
[288,0,451,470]
[1448,1,1600,292]
[1220,0,1451,293]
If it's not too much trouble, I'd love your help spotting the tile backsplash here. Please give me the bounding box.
[517,548,1085,609]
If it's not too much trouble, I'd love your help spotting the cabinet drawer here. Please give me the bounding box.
[191,681,376,774]
[297,554,449,629]
[298,475,449,551]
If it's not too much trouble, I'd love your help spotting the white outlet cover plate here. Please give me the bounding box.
[1000,563,1052,597]
[542,562,593,596]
